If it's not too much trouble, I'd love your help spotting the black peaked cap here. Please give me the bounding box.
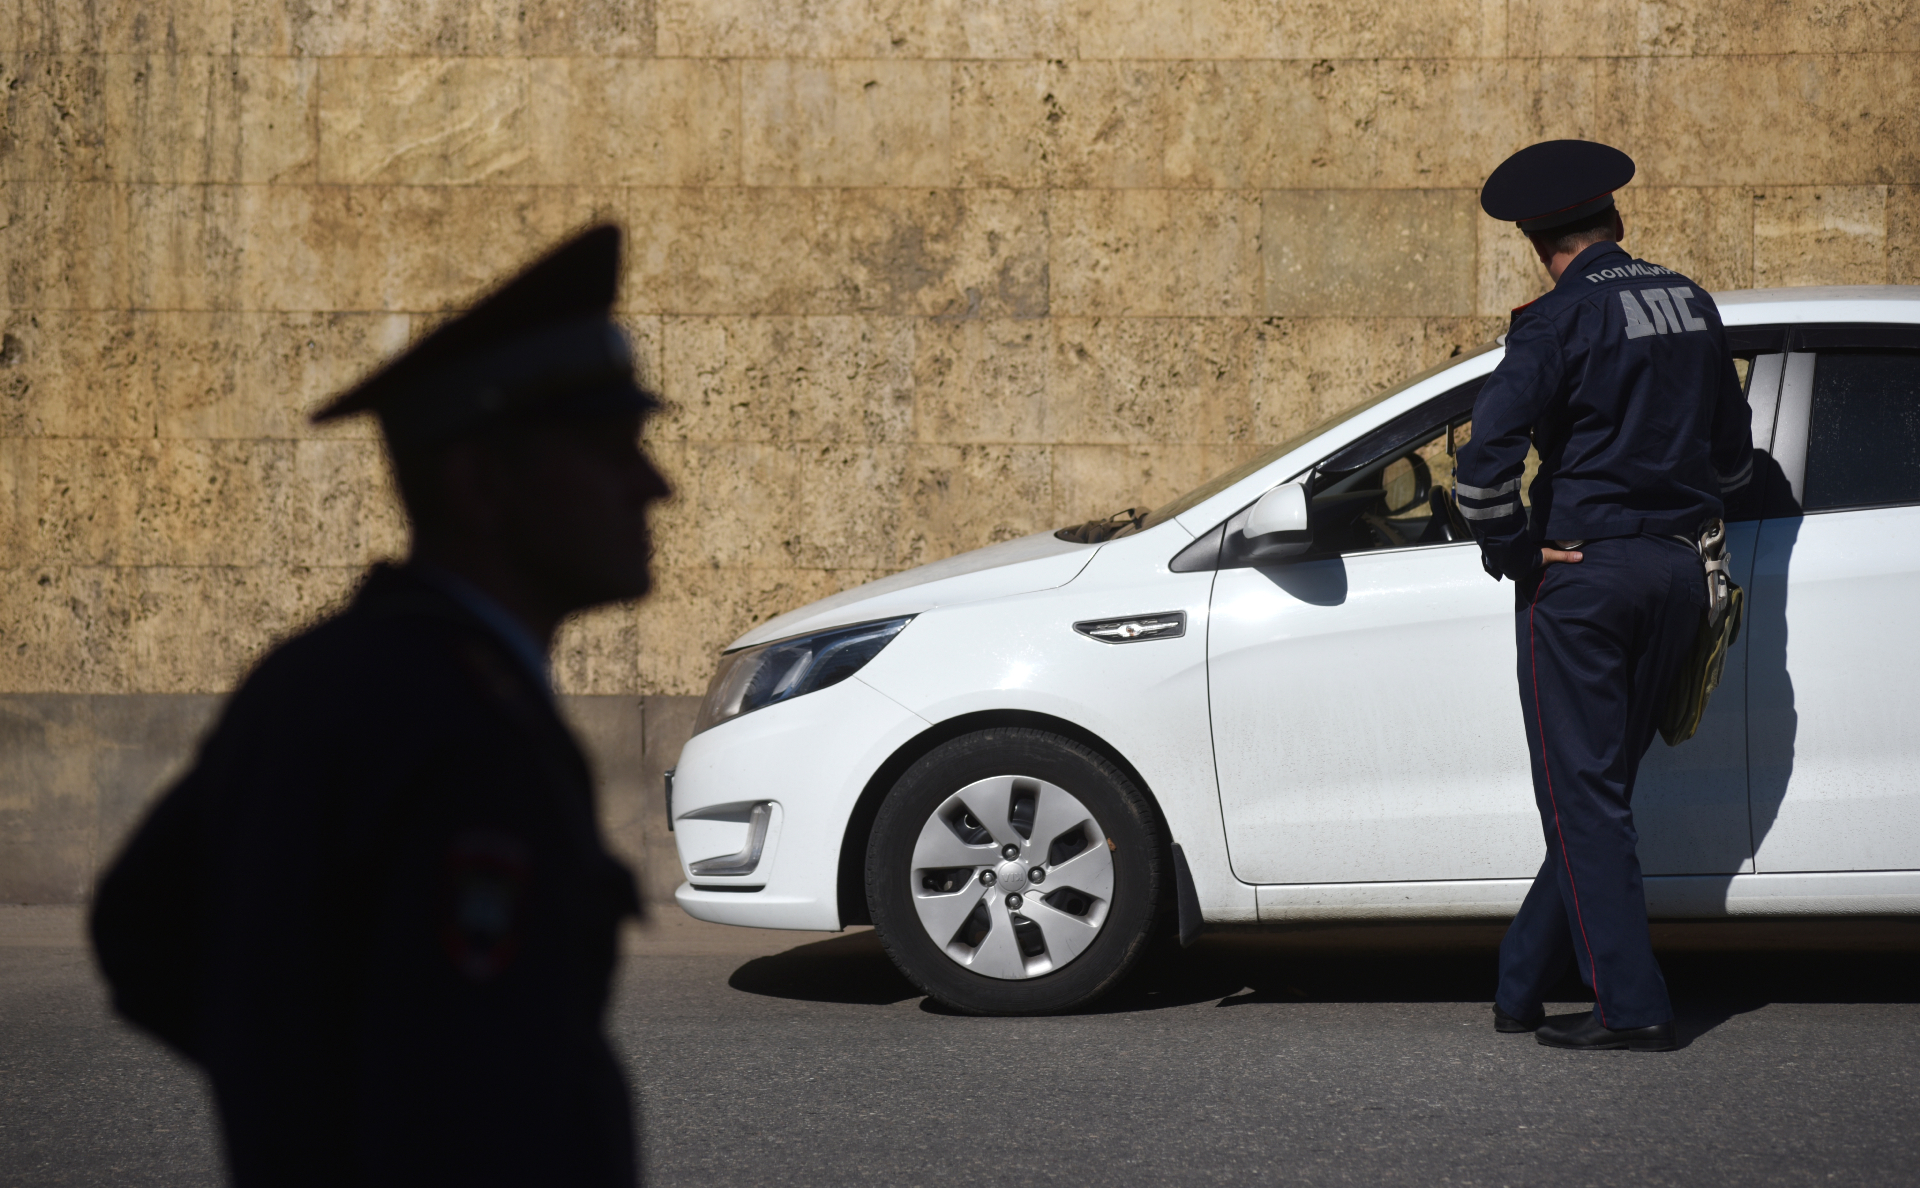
[1481,140,1635,231]
[312,224,650,442]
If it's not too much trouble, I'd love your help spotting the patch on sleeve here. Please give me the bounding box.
[440,830,531,981]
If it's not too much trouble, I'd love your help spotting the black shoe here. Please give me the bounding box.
[1493,1005,1543,1033]
[1535,1012,1678,1051]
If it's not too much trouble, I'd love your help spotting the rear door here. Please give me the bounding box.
[1628,334,1782,876]
[1748,324,1920,872]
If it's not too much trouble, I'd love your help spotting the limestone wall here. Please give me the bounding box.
[2,0,1916,900]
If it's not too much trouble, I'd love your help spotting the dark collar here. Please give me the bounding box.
[349,564,554,706]
[405,563,552,701]
[1557,242,1631,289]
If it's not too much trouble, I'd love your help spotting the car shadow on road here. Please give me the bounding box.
[727,932,922,1005]
[727,919,1920,1044]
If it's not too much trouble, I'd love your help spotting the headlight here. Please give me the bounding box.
[691,616,914,736]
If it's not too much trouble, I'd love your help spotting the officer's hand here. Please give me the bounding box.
[1539,547,1584,567]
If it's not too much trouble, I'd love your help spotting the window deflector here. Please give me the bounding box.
[1772,353,1816,507]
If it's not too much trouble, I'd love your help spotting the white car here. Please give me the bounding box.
[668,285,1920,1014]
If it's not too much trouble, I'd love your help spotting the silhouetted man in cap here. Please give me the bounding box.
[91,225,669,1184]
[1459,142,1753,1051]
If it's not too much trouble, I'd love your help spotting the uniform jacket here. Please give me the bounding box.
[91,564,640,1187]
[1457,241,1754,582]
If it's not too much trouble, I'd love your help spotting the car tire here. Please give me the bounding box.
[865,727,1168,1015]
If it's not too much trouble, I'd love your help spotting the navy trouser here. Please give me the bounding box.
[1495,534,1705,1030]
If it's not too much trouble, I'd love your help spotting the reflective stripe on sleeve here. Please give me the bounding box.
[1455,477,1521,500]
[1460,500,1521,520]
[1718,456,1753,491]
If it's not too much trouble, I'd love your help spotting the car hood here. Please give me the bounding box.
[727,531,1099,651]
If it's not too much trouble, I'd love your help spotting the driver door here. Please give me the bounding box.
[1206,379,1757,885]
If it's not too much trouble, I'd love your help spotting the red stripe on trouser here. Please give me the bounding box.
[1528,572,1609,1028]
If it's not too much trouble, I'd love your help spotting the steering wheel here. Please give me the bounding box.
[1428,484,1470,541]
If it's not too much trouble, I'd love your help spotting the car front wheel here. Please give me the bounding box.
[865,727,1167,1014]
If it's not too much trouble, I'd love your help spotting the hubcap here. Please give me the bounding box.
[907,774,1115,980]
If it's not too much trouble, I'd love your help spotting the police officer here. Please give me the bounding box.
[1456,141,1754,1052]
[90,225,670,1182]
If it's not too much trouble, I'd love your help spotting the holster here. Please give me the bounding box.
[1658,518,1745,746]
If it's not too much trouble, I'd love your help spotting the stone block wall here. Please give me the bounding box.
[2,0,1916,901]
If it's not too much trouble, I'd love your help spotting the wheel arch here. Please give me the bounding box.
[835,709,1169,928]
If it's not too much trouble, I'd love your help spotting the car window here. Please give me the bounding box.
[1802,351,1920,512]
[1310,414,1478,553]
[1319,348,1773,544]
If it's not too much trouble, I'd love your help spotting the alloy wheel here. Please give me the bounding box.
[907,774,1115,979]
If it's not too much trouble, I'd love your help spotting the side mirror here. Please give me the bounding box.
[1235,481,1314,563]
[1247,482,1310,540]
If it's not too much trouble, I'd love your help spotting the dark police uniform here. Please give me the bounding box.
[1457,142,1753,1046]
[91,228,647,1183]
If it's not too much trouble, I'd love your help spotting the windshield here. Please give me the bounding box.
[1133,341,1503,532]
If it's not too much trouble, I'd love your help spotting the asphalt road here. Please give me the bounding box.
[3,907,1917,1186]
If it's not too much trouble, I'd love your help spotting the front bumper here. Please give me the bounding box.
[671,674,930,931]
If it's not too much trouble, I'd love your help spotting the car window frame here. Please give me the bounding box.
[1175,321,1823,572]
[1187,378,1492,572]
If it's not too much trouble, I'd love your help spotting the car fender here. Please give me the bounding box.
[856,529,1258,925]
